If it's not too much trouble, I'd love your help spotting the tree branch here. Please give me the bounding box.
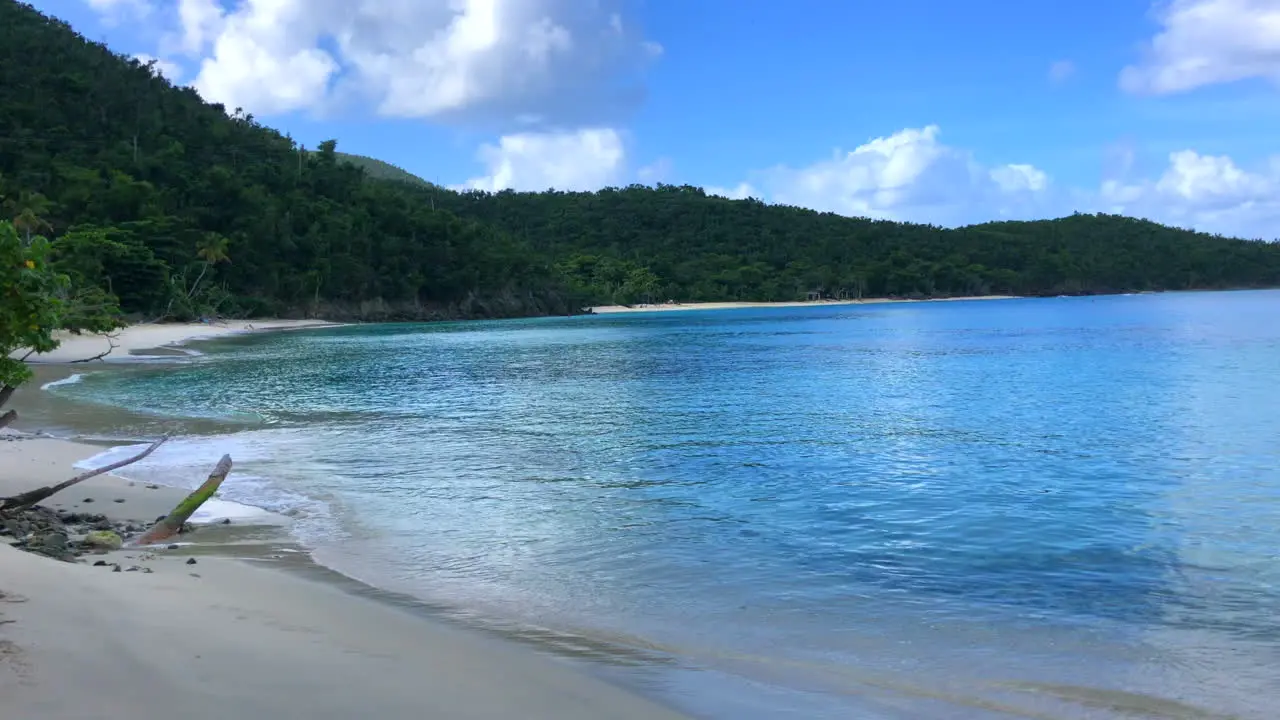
[0,435,169,512]
[134,454,232,546]
[68,334,119,364]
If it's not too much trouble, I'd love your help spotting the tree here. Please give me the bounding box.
[4,190,53,243]
[0,221,120,427]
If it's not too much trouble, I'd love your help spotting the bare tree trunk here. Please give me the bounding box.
[134,455,231,546]
[0,436,168,512]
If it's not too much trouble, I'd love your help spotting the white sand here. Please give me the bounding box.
[0,434,689,719]
[0,435,191,522]
[16,319,339,364]
[590,296,1017,314]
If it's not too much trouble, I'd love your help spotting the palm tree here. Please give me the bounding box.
[195,234,230,265]
[188,234,230,300]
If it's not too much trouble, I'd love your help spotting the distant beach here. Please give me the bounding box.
[590,295,1018,313]
[1,320,689,720]
[18,318,341,364]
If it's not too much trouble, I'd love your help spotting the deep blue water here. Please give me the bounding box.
[55,291,1280,718]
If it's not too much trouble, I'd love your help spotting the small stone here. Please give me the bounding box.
[126,566,140,572]
[39,532,68,551]
[146,484,160,490]
[219,518,232,525]
[112,499,126,504]
[82,498,94,503]
[142,567,154,574]
[111,564,122,572]
[92,560,108,567]
[166,544,180,550]
[186,558,197,565]
[189,573,201,578]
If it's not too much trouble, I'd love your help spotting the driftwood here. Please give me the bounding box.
[0,435,168,513]
[134,454,232,546]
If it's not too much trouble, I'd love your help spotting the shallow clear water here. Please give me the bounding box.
[50,291,1280,718]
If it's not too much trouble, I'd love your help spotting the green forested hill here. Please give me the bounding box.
[1,0,1278,322]
[335,153,434,189]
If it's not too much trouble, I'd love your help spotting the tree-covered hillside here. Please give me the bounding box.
[335,153,434,189]
[1,0,1278,321]
[0,1,562,321]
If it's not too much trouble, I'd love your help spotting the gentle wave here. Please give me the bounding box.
[41,372,90,390]
[75,440,314,527]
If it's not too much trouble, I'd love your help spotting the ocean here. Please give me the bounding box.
[43,290,1280,718]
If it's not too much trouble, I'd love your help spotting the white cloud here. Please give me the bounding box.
[697,126,1280,240]
[636,157,673,184]
[1048,60,1075,83]
[133,53,182,82]
[1120,0,1280,94]
[1098,150,1280,238]
[86,0,660,124]
[706,182,757,200]
[738,125,1055,226]
[460,128,626,192]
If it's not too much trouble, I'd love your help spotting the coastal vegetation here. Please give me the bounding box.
[2,0,1279,329]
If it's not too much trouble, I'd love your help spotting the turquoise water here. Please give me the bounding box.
[55,291,1280,718]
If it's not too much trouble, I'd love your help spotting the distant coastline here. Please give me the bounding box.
[589,294,1018,314]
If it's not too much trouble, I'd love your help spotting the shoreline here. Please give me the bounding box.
[17,318,342,364]
[589,294,1018,314]
[2,324,691,718]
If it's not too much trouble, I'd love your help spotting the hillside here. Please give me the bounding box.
[335,152,434,188]
[1,0,1278,321]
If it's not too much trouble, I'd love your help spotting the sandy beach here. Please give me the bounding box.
[590,295,1017,314]
[1,325,690,719]
[16,319,340,364]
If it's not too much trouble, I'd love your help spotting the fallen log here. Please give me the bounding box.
[0,435,168,513]
[133,454,232,546]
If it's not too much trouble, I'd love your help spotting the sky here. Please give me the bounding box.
[29,0,1280,239]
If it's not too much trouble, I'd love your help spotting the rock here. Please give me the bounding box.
[112,499,126,504]
[126,566,140,572]
[111,564,122,572]
[84,530,124,550]
[146,484,160,489]
[82,498,94,503]
[220,518,232,525]
[186,558,197,565]
[92,519,113,531]
[92,560,108,567]
[142,567,154,574]
[38,532,68,551]
[166,544,180,550]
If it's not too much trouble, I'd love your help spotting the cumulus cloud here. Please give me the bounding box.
[133,53,182,82]
[86,0,660,125]
[1098,150,1280,238]
[1120,0,1280,94]
[706,182,758,200]
[459,127,626,192]
[733,126,1056,226]
[697,126,1280,239]
[636,157,673,184]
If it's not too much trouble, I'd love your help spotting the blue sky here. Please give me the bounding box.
[31,0,1280,238]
